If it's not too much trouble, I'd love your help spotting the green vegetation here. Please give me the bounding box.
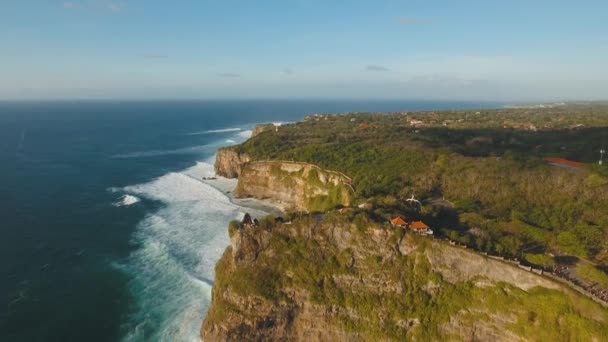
[576,264,608,288]
[525,253,555,268]
[232,103,608,266]
[207,104,608,340]
[210,213,608,340]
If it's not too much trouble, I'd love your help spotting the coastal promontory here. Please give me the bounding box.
[203,105,608,341]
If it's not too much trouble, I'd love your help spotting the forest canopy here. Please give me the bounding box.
[234,103,608,266]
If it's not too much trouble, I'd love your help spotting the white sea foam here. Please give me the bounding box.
[115,125,264,341]
[119,162,267,342]
[114,194,140,207]
[186,128,241,135]
[237,130,253,139]
[112,145,211,159]
[113,127,250,159]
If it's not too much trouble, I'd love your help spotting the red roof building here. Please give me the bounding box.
[409,221,429,230]
[390,217,408,227]
[543,157,583,169]
[409,221,433,235]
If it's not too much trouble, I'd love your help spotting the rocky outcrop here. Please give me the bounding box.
[421,242,562,291]
[252,124,274,137]
[235,161,353,212]
[202,215,608,341]
[229,221,273,264]
[214,146,353,212]
[214,147,250,178]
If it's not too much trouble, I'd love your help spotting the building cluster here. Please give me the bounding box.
[304,114,329,122]
[390,216,433,235]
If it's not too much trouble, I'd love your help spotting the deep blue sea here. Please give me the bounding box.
[0,100,501,341]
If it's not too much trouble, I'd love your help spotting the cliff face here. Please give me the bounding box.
[214,147,250,178]
[235,161,353,212]
[202,213,608,341]
[214,145,352,212]
[251,124,274,137]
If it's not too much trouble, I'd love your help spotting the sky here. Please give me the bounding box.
[1,0,607,101]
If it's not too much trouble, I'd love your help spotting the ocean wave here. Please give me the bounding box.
[185,128,241,135]
[115,124,263,341]
[237,130,253,139]
[113,194,140,207]
[118,162,266,342]
[111,145,212,159]
[112,126,252,159]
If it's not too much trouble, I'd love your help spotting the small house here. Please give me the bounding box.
[409,221,433,235]
[390,217,408,228]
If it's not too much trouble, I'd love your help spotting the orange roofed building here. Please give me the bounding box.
[409,221,433,235]
[543,157,583,169]
[390,217,408,227]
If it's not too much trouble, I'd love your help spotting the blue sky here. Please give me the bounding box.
[1,0,607,100]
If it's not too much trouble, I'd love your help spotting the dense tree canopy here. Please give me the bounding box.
[234,104,608,265]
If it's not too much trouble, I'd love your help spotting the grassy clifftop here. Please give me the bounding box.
[203,212,608,341]
[229,105,608,267]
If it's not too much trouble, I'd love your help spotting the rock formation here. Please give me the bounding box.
[215,147,353,212]
[202,214,608,341]
[214,147,250,178]
[235,161,353,212]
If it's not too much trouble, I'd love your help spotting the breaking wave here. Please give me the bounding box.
[116,127,263,341]
[237,130,253,139]
[185,128,241,135]
[111,145,210,159]
[114,194,140,207]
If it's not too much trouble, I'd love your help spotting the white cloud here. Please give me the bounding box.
[107,1,125,13]
[397,16,426,26]
[219,73,241,78]
[62,1,126,13]
[366,65,390,72]
[62,1,76,9]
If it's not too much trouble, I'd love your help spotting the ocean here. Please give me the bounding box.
[0,100,500,341]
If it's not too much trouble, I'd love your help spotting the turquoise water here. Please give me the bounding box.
[0,100,500,341]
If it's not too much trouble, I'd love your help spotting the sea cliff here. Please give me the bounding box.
[201,212,608,341]
[236,161,352,212]
[214,147,250,178]
[204,116,608,341]
[215,146,353,212]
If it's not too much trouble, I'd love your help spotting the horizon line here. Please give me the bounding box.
[2,97,602,103]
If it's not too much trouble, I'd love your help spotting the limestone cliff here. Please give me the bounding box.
[214,145,352,212]
[214,147,250,178]
[251,124,274,137]
[235,161,353,212]
[202,213,608,341]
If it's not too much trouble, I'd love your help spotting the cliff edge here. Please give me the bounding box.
[202,212,608,341]
[236,161,353,212]
[215,147,353,212]
[214,147,251,178]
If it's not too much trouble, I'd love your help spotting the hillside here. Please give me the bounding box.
[223,104,608,266]
[202,212,608,341]
[203,104,608,341]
